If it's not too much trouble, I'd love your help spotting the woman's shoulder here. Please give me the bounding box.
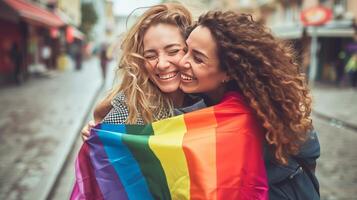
[174,95,207,115]
[218,91,254,114]
[111,91,126,108]
[102,91,144,125]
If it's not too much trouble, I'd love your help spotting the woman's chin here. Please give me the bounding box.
[179,85,198,94]
[158,85,181,94]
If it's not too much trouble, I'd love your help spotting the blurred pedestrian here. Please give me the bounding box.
[301,30,311,80]
[345,53,357,87]
[74,40,83,70]
[99,43,108,80]
[41,44,51,69]
[336,50,347,86]
[10,42,23,84]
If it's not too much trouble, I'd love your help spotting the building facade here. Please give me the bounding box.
[0,0,66,84]
[214,0,357,84]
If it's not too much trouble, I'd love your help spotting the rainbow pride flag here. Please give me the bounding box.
[70,92,268,200]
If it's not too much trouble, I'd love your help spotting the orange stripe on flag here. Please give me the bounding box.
[183,107,217,200]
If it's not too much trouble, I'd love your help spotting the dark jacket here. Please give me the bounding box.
[265,130,320,200]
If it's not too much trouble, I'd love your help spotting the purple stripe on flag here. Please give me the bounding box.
[88,130,129,200]
[71,143,104,199]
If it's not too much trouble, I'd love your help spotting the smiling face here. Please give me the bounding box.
[179,26,229,99]
[143,23,186,94]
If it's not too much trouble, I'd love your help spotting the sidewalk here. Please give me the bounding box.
[49,61,117,200]
[312,84,357,130]
[0,57,103,200]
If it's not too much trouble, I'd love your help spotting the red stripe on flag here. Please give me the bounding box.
[214,92,268,200]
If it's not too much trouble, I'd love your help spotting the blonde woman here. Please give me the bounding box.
[81,3,203,140]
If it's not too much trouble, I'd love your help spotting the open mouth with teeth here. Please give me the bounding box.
[157,72,178,80]
[180,73,196,81]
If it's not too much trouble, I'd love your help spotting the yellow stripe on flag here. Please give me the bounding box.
[150,115,190,200]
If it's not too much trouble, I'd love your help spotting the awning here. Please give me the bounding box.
[306,26,355,38]
[3,0,64,27]
[271,25,304,39]
[271,21,356,39]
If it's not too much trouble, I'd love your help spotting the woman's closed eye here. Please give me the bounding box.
[193,55,203,64]
[167,49,181,56]
[144,54,157,60]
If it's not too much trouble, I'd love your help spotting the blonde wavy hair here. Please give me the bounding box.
[195,11,312,165]
[107,3,192,124]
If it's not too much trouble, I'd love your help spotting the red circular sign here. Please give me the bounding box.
[300,6,333,26]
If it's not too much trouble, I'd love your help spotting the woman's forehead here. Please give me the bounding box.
[143,24,184,48]
[187,26,217,54]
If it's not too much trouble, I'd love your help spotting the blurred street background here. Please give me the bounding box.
[0,0,357,200]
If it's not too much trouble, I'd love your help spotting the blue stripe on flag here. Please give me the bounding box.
[95,124,153,200]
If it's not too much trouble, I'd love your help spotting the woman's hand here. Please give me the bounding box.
[81,120,96,141]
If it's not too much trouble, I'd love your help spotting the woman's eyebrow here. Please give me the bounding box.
[164,43,182,50]
[143,49,156,54]
[143,43,182,54]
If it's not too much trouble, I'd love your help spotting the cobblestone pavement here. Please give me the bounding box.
[314,116,357,200]
[312,84,357,128]
[0,57,103,200]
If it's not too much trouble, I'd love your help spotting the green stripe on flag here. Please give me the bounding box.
[122,124,171,199]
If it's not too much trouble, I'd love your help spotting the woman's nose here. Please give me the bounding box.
[179,54,190,69]
[156,56,170,70]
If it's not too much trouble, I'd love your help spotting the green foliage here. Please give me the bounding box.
[80,2,98,40]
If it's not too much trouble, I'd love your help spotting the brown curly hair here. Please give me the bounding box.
[195,11,313,165]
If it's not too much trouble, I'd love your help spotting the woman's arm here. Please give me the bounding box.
[295,130,320,169]
[93,97,113,123]
[81,97,113,141]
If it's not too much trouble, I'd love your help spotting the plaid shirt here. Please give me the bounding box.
[102,92,206,125]
[102,92,173,125]
[102,92,145,125]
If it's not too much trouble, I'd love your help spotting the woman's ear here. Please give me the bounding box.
[221,73,231,83]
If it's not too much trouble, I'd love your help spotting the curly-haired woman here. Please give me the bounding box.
[179,10,320,199]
